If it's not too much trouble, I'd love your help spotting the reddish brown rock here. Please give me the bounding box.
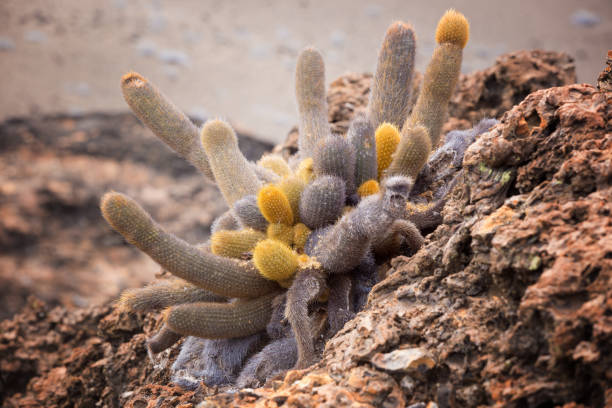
[449,50,576,128]
[597,50,612,92]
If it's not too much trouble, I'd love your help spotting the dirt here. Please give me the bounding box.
[2,49,611,407]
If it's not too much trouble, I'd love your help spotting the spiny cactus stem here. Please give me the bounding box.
[368,22,416,129]
[101,192,278,298]
[286,267,327,369]
[296,48,331,158]
[121,72,214,180]
[407,9,468,147]
[166,292,280,339]
[200,119,262,206]
[387,125,432,179]
[119,280,225,312]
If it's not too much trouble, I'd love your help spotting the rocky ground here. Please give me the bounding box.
[0,113,272,320]
[1,50,610,407]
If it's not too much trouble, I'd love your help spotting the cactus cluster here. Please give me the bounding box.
[102,9,494,387]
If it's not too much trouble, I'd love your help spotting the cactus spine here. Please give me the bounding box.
[211,229,266,259]
[357,180,380,198]
[119,279,225,312]
[258,155,292,177]
[347,115,377,187]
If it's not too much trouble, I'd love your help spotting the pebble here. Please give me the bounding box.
[570,9,601,27]
[330,29,346,48]
[400,375,415,395]
[158,49,190,66]
[135,39,157,57]
[24,30,47,43]
[371,347,435,373]
[0,37,15,51]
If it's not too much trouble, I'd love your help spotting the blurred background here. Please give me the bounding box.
[1,0,610,142]
[0,0,610,319]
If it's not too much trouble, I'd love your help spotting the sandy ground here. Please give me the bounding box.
[0,0,610,143]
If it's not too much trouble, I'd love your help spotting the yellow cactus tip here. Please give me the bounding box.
[201,118,236,148]
[121,71,146,87]
[376,122,401,140]
[435,9,469,48]
[375,122,401,178]
[267,223,294,246]
[357,180,380,198]
[253,239,299,282]
[211,229,265,259]
[257,184,294,225]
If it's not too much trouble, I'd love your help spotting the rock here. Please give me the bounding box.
[597,50,612,92]
[158,49,190,66]
[371,348,435,373]
[0,36,16,51]
[449,50,576,130]
[24,30,47,44]
[570,9,601,27]
[135,39,157,57]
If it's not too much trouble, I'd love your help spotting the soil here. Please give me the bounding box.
[1,49,611,407]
